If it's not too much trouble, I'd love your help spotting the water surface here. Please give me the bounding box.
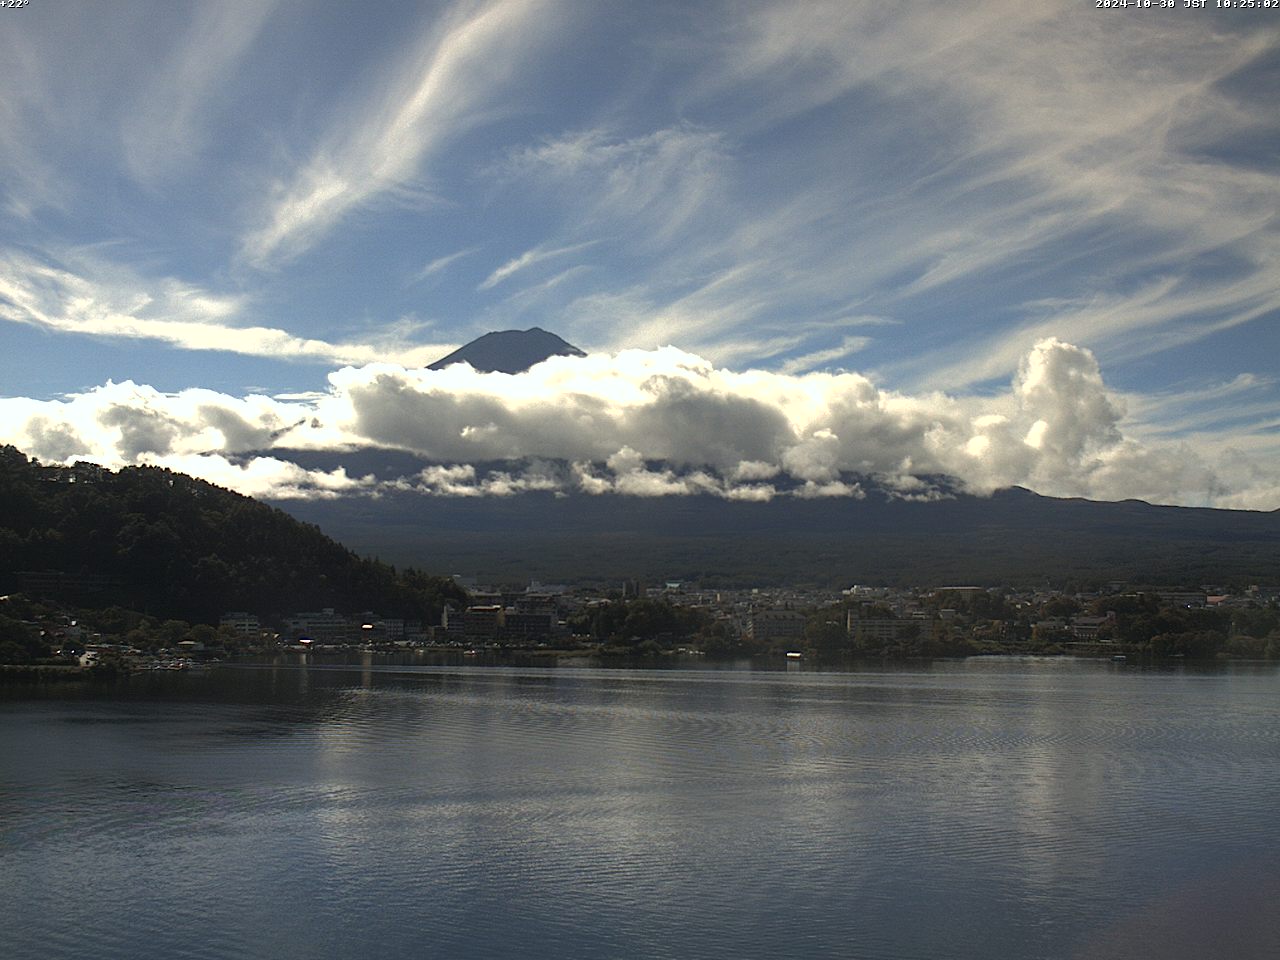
[3,658,1278,959]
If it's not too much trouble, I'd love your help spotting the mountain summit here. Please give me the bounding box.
[428,328,585,374]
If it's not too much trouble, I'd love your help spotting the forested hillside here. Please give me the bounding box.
[0,446,465,623]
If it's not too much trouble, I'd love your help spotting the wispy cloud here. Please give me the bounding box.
[483,2,1279,385]
[501,125,732,243]
[1120,374,1276,439]
[478,240,598,291]
[896,266,1280,392]
[410,246,481,285]
[777,336,873,375]
[239,0,555,269]
[122,0,283,181]
[0,247,453,368]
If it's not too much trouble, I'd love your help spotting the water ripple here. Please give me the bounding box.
[3,660,1278,960]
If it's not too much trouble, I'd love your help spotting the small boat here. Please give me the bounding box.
[785,651,803,660]
[1111,654,1127,663]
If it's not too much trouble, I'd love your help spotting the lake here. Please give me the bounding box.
[2,656,1278,959]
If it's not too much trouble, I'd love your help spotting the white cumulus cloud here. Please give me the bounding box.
[1,340,1275,509]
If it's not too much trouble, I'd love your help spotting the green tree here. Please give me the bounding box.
[0,614,44,663]
[806,618,849,659]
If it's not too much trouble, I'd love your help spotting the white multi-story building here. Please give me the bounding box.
[748,609,807,644]
[219,612,260,636]
[847,616,905,643]
[284,608,352,644]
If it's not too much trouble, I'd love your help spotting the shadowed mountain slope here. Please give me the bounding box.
[428,327,585,373]
[269,453,1280,588]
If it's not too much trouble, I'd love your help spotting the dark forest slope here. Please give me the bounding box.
[0,446,464,622]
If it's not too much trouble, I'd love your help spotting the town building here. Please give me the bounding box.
[847,616,907,643]
[748,608,807,644]
[219,612,261,636]
[284,608,352,644]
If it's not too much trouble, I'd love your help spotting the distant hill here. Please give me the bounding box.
[268,452,1280,588]
[0,446,465,623]
[428,327,585,373]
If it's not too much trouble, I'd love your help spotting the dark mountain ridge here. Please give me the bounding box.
[265,451,1280,588]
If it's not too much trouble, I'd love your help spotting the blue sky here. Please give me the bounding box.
[2,1,1278,507]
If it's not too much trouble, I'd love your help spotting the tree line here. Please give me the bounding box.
[0,446,466,626]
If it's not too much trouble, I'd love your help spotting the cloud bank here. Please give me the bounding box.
[2,341,1272,510]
